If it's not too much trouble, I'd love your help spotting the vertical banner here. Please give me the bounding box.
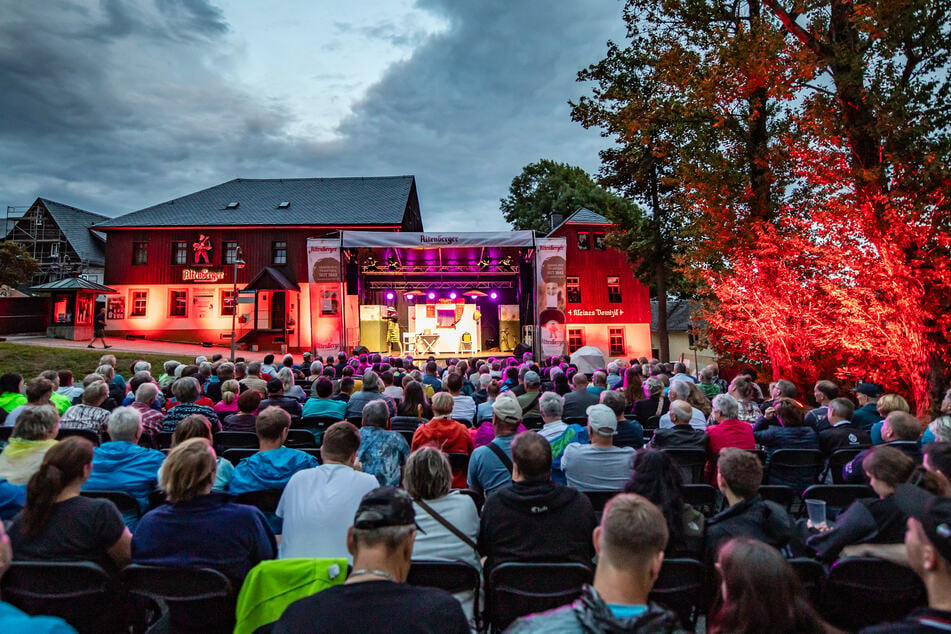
[535,237,567,357]
[307,238,342,356]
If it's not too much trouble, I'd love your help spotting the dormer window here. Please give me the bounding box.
[226,202,239,209]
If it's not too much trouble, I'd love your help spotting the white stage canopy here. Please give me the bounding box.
[340,231,536,249]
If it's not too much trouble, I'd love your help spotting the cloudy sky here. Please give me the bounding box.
[1,0,627,231]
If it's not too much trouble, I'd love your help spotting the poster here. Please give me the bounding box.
[306,238,342,353]
[107,297,125,320]
[535,237,567,357]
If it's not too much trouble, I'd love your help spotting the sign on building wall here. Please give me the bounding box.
[306,238,342,355]
[535,237,567,357]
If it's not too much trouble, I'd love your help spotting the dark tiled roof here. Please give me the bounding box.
[547,207,611,235]
[39,199,110,265]
[31,277,116,293]
[245,267,299,292]
[651,299,695,332]
[94,176,419,229]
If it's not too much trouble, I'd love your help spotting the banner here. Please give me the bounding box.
[535,237,567,357]
[306,238,343,354]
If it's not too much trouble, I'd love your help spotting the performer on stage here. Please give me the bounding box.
[386,315,402,355]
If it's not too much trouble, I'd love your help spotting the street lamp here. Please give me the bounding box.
[230,246,245,362]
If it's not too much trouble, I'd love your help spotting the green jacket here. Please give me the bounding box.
[0,392,26,414]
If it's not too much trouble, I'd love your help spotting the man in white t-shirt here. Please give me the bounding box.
[277,422,379,562]
[562,404,634,491]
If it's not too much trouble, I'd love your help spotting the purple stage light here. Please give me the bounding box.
[385,291,395,301]
[428,292,436,300]
[449,291,457,300]
[490,291,498,300]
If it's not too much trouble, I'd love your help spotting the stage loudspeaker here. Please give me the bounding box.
[513,342,532,358]
[346,262,358,295]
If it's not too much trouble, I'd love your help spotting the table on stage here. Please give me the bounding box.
[416,333,439,354]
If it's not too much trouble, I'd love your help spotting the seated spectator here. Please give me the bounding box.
[0,407,60,485]
[818,397,870,454]
[204,362,233,403]
[130,382,164,445]
[336,376,356,403]
[241,362,269,396]
[552,372,570,396]
[651,400,709,450]
[7,437,131,572]
[411,393,473,488]
[536,392,587,485]
[277,422,379,562]
[405,448,480,621]
[120,371,159,408]
[507,493,683,632]
[759,379,798,415]
[3,377,56,428]
[381,370,403,402]
[632,376,670,426]
[753,397,818,489]
[619,367,643,413]
[95,364,125,409]
[260,354,278,379]
[658,381,708,431]
[698,366,722,400]
[164,415,233,491]
[258,379,303,419]
[60,381,111,433]
[212,379,241,417]
[587,371,608,397]
[709,537,827,634]
[728,375,761,423]
[300,377,346,420]
[56,369,83,402]
[806,446,942,562]
[687,382,713,420]
[805,380,839,430]
[278,368,307,404]
[447,373,477,423]
[82,407,165,530]
[515,371,542,419]
[625,449,704,557]
[358,400,410,487]
[862,483,951,633]
[600,390,644,448]
[346,371,397,419]
[223,389,261,433]
[474,379,499,427]
[467,395,522,495]
[133,438,275,588]
[397,380,432,420]
[471,373,492,408]
[924,442,951,496]
[869,393,912,445]
[562,373,600,419]
[851,381,883,431]
[705,393,756,482]
[562,404,634,491]
[843,410,923,484]
[274,487,468,633]
[162,377,218,432]
[928,416,951,445]
[478,431,596,574]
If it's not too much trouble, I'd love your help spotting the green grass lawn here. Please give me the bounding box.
[0,343,177,379]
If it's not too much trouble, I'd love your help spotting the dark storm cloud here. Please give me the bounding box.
[0,0,626,230]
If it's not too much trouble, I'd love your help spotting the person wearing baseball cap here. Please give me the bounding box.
[852,382,884,431]
[516,370,542,418]
[467,394,523,495]
[560,404,636,491]
[273,487,468,633]
[860,484,951,632]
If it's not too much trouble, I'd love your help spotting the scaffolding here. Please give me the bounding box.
[5,203,85,285]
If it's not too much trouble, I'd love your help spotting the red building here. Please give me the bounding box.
[547,208,652,359]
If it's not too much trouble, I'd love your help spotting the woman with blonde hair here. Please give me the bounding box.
[163,415,234,491]
[278,367,307,403]
[871,393,913,444]
[0,406,60,484]
[728,376,760,424]
[213,379,241,416]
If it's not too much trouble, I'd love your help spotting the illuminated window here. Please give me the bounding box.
[220,289,235,316]
[566,276,581,303]
[223,241,238,264]
[272,241,287,265]
[171,241,187,265]
[169,290,187,317]
[608,276,622,303]
[132,242,148,265]
[593,233,606,250]
[577,232,590,250]
[609,327,625,356]
[568,328,584,353]
[130,290,148,317]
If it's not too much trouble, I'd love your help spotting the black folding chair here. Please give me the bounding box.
[521,416,544,430]
[681,484,721,517]
[408,561,482,629]
[300,447,323,464]
[123,564,235,633]
[563,416,588,426]
[819,557,927,631]
[802,484,876,520]
[81,489,141,520]
[221,448,257,466]
[661,448,707,484]
[396,429,416,446]
[644,415,662,430]
[296,415,341,430]
[155,431,174,450]
[284,429,318,449]
[390,415,423,431]
[56,427,100,446]
[486,562,593,632]
[1,561,118,634]
[235,488,284,514]
[213,431,259,450]
[766,449,826,493]
[827,448,863,484]
[758,484,796,512]
[789,557,825,608]
[346,416,363,428]
[649,558,705,630]
[582,490,621,517]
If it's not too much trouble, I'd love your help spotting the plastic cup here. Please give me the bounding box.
[806,499,827,526]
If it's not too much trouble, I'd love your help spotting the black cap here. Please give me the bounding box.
[266,378,284,393]
[353,487,423,532]
[852,382,882,397]
[894,483,951,563]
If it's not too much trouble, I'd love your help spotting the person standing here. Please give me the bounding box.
[87,307,110,349]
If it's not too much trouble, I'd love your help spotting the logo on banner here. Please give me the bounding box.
[183,268,225,282]
[419,234,460,245]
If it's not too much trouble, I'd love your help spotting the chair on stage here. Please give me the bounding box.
[458,332,473,354]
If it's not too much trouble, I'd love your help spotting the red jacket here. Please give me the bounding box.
[705,418,756,482]
[412,417,474,488]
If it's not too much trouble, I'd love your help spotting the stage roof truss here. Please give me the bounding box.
[367,280,514,291]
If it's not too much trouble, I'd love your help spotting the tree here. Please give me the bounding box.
[0,241,39,288]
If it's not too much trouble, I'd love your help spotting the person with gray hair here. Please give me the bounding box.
[650,400,708,452]
[83,406,166,529]
[0,407,60,484]
[161,377,218,433]
[133,360,151,375]
[605,361,622,389]
[930,416,951,444]
[632,376,671,427]
[658,381,708,431]
[59,382,111,433]
[536,391,587,485]
[358,400,410,487]
[705,393,756,481]
[159,360,180,389]
[346,370,397,419]
[130,382,164,441]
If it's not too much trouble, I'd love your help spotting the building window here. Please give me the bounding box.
[593,233,606,250]
[223,241,238,264]
[566,277,581,303]
[609,327,625,356]
[272,241,287,265]
[568,328,584,353]
[169,290,187,317]
[129,290,148,317]
[132,242,148,265]
[220,289,236,316]
[172,241,187,265]
[608,276,622,303]
[577,232,590,250]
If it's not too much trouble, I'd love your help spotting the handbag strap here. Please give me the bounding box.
[414,496,479,552]
[487,441,514,474]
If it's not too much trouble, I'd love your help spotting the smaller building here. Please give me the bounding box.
[31,277,117,341]
[651,299,718,369]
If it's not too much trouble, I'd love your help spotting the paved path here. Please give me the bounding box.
[3,334,272,363]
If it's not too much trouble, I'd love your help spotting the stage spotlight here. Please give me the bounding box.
[385,291,395,301]
[428,291,436,300]
[405,293,413,301]
[489,291,498,300]
[449,291,457,300]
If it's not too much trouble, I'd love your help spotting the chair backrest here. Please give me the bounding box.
[455,488,485,514]
[235,488,285,514]
[408,560,481,627]
[284,429,318,449]
[346,416,363,428]
[802,484,876,519]
[766,449,826,490]
[0,425,12,442]
[582,490,621,516]
[56,427,100,446]
[214,431,259,450]
[661,448,707,484]
[396,429,416,446]
[448,452,470,475]
[828,448,863,484]
[757,484,796,511]
[487,562,593,631]
[789,557,825,608]
[299,447,323,464]
[296,415,341,430]
[390,416,421,431]
[680,484,722,517]
[563,416,588,426]
[820,557,927,631]
[156,431,174,449]
[644,414,662,430]
[649,558,706,630]
[1,560,116,633]
[521,416,544,431]
[123,564,235,633]
[222,448,257,466]
[81,489,141,517]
